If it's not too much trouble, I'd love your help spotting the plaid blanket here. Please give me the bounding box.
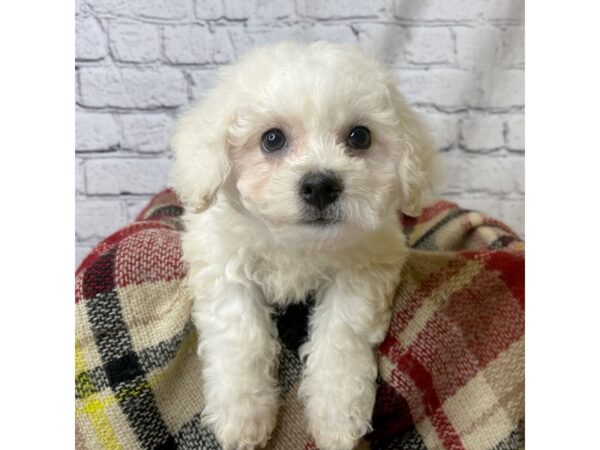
[75,189,524,450]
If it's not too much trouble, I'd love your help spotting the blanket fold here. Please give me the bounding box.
[75,190,524,450]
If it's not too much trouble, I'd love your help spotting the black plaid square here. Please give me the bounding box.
[104,351,144,387]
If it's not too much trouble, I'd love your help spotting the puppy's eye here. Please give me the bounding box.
[347,126,371,150]
[261,128,287,153]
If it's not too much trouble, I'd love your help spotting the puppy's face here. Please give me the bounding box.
[172,42,439,244]
[228,70,403,240]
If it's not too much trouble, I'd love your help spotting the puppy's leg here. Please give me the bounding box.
[192,276,280,450]
[299,266,400,450]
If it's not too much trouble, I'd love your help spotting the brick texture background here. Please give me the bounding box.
[75,0,525,265]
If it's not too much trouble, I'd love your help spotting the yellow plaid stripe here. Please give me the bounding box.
[76,341,164,449]
[76,341,121,449]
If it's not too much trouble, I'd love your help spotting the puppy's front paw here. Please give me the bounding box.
[300,376,376,450]
[203,392,278,450]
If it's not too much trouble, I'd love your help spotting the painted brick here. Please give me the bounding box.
[164,25,236,64]
[228,26,311,58]
[460,114,505,151]
[164,24,210,64]
[109,20,161,63]
[405,27,454,64]
[479,69,524,108]
[442,154,523,195]
[76,16,107,61]
[499,27,525,68]
[483,0,524,22]
[202,27,236,64]
[128,0,191,20]
[188,69,219,100]
[509,157,524,194]
[76,112,120,151]
[76,0,88,16]
[244,0,296,24]
[505,115,525,151]
[193,0,224,19]
[394,0,483,22]
[195,0,295,23]
[440,153,470,193]
[76,159,85,194]
[425,112,460,150]
[465,157,524,194]
[297,0,386,19]
[355,24,405,66]
[394,69,480,107]
[86,158,172,195]
[120,114,175,153]
[228,24,355,60]
[76,199,127,240]
[79,67,187,108]
[455,26,501,69]
[301,24,357,45]
[89,0,129,16]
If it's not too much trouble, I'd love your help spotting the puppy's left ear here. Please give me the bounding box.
[387,84,442,217]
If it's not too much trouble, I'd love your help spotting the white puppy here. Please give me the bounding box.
[171,41,440,450]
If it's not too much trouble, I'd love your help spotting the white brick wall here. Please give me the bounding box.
[75,0,525,265]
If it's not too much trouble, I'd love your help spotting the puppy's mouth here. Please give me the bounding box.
[300,208,342,226]
[302,217,339,226]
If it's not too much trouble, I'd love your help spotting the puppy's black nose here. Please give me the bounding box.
[299,172,343,210]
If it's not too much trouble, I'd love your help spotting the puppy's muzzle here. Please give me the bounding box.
[299,172,343,210]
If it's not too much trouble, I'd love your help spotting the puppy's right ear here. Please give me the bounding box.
[170,89,233,213]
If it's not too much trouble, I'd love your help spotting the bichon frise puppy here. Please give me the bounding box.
[171,41,440,450]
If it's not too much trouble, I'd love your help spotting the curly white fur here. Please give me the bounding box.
[170,41,440,450]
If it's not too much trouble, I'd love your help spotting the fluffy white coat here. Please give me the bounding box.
[170,41,440,450]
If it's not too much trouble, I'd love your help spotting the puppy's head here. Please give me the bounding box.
[171,41,440,243]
